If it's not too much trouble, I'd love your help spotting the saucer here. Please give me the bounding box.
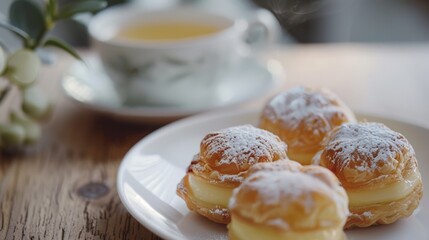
[61,54,283,123]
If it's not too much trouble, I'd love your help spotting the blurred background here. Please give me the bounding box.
[2,0,429,48]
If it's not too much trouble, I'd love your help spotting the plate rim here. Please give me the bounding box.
[117,107,429,240]
[116,109,262,240]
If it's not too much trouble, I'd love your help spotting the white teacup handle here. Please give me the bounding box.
[243,9,282,50]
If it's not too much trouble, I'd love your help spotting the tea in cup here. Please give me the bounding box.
[89,6,277,107]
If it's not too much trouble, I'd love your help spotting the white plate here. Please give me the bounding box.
[61,55,282,123]
[117,108,429,240]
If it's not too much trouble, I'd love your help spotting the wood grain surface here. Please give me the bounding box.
[0,54,162,240]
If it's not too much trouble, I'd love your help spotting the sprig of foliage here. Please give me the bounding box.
[0,0,107,149]
[6,0,107,52]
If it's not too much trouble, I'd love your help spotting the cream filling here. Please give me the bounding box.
[188,174,235,208]
[229,217,345,240]
[347,172,421,207]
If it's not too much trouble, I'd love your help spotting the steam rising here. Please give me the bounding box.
[267,0,338,26]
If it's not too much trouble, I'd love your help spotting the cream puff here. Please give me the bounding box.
[228,161,349,240]
[176,125,288,224]
[313,122,423,228]
[259,86,356,165]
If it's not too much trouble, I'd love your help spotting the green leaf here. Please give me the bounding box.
[56,0,107,20]
[46,0,57,17]
[0,85,11,103]
[0,45,6,74]
[0,20,30,43]
[9,0,46,43]
[43,38,82,61]
[106,0,132,6]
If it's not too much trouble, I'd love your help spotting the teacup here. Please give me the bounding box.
[89,5,278,107]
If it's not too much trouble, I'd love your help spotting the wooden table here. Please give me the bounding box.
[1,44,429,239]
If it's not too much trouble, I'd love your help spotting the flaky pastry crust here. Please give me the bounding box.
[177,125,288,224]
[346,180,423,228]
[313,122,423,228]
[313,122,418,189]
[228,162,349,239]
[259,86,355,165]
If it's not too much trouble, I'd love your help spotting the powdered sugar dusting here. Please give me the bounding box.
[229,166,349,230]
[209,208,229,215]
[266,87,342,127]
[323,122,413,172]
[362,211,373,218]
[205,169,245,183]
[177,180,185,193]
[218,173,244,182]
[202,125,287,168]
[263,87,352,145]
[191,162,205,172]
[229,169,349,230]
[267,218,290,229]
[246,171,339,207]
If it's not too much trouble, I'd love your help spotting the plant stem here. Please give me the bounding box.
[0,85,11,103]
[0,84,12,117]
[30,0,57,50]
[30,17,57,50]
[31,26,47,49]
